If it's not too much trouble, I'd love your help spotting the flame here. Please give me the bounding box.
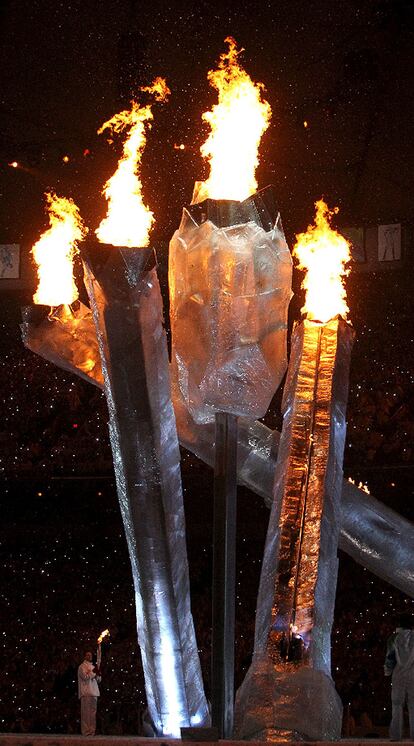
[195,37,271,203]
[140,76,170,102]
[32,192,86,307]
[96,78,170,247]
[50,304,74,323]
[293,199,351,323]
[97,629,110,644]
[348,477,370,494]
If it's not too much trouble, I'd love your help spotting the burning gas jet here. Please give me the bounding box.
[31,192,86,308]
[96,78,170,248]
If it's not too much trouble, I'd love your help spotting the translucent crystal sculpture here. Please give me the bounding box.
[22,313,414,601]
[169,187,292,423]
[21,301,103,387]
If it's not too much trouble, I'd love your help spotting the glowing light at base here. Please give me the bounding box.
[293,199,351,323]
[195,37,271,203]
[97,629,110,644]
[96,78,170,248]
[156,607,189,737]
[32,192,86,307]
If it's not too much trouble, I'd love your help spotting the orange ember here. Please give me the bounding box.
[32,192,86,307]
[293,199,351,323]
[96,78,170,247]
[194,37,271,203]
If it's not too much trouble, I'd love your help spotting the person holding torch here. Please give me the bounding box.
[77,630,107,735]
[78,651,101,736]
[96,628,109,672]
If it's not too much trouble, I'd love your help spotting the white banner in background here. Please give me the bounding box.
[0,244,20,278]
[378,224,401,262]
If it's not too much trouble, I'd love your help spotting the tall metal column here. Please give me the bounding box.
[21,317,414,601]
[80,241,209,736]
[211,412,238,738]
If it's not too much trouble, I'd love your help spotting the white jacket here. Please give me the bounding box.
[393,629,414,670]
[78,660,100,698]
[385,628,414,676]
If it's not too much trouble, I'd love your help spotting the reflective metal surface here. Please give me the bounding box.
[235,318,354,740]
[22,309,414,600]
[211,412,238,738]
[81,242,209,737]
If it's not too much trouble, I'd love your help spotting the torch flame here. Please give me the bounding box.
[32,192,86,307]
[293,199,351,323]
[96,78,170,247]
[194,37,271,203]
[97,629,110,644]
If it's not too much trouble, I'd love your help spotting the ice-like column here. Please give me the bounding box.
[21,314,414,600]
[169,185,293,737]
[174,393,414,600]
[339,480,414,594]
[81,242,209,737]
[174,391,280,503]
[235,318,354,741]
[169,186,293,424]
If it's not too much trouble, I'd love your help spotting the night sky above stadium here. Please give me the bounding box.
[1,0,414,246]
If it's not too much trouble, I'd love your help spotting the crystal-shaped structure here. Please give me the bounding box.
[235,318,354,741]
[169,187,292,424]
[21,315,414,601]
[169,186,292,736]
[81,242,209,737]
[175,392,414,598]
[21,301,103,387]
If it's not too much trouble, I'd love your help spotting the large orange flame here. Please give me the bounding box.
[96,78,170,247]
[194,37,271,204]
[32,192,86,307]
[293,200,351,323]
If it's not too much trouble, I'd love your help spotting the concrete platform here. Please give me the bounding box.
[0,737,397,746]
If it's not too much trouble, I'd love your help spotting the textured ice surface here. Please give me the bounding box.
[81,243,209,737]
[340,480,414,596]
[235,319,354,740]
[169,201,292,423]
[24,311,414,600]
[234,656,342,741]
[174,388,414,599]
[173,388,280,502]
[21,302,103,387]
